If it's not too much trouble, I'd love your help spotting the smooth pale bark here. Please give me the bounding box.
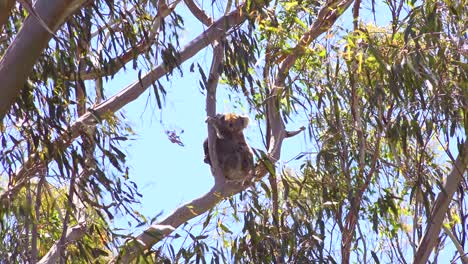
[0,0,85,120]
[414,140,468,264]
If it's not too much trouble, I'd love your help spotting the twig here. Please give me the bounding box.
[31,176,46,263]
[285,126,305,138]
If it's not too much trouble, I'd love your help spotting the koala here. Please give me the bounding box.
[204,113,254,180]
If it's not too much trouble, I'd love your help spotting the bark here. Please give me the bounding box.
[0,0,86,120]
[414,140,468,264]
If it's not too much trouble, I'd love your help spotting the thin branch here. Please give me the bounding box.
[356,221,367,263]
[56,168,79,262]
[342,132,381,263]
[89,5,137,38]
[442,225,468,264]
[277,0,354,76]
[352,0,361,30]
[185,0,213,26]
[414,140,468,264]
[271,0,354,159]
[37,171,90,264]
[285,126,305,138]
[31,176,46,263]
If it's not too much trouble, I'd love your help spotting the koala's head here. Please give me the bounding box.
[206,113,249,138]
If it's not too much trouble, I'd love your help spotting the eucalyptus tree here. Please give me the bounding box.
[0,0,466,263]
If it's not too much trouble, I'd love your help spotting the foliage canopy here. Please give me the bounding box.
[0,0,466,263]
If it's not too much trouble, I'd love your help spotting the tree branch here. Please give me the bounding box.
[414,140,468,264]
[185,0,213,26]
[113,182,244,263]
[271,0,353,159]
[277,0,354,76]
[352,0,361,29]
[37,170,91,264]
[0,0,87,120]
[30,176,45,263]
[442,225,468,264]
[285,126,305,138]
[206,41,225,184]
[37,223,87,264]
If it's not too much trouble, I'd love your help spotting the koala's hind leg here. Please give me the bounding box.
[221,153,244,180]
